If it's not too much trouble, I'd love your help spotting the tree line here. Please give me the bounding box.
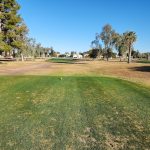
[22,37,57,60]
[0,0,56,60]
[90,24,137,63]
[0,0,149,62]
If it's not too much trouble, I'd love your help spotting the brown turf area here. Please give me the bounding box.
[0,60,150,87]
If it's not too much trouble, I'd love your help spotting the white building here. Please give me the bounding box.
[73,53,83,59]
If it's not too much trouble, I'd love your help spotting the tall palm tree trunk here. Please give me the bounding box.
[128,44,132,63]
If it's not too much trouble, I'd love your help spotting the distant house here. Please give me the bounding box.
[73,53,83,59]
[78,54,83,59]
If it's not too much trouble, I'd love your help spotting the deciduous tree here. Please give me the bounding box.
[100,24,115,61]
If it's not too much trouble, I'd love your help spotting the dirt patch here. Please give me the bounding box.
[103,133,128,150]
[0,60,150,86]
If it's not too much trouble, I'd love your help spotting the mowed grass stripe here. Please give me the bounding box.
[0,76,150,149]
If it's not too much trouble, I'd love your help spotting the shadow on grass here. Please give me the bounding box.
[130,66,150,72]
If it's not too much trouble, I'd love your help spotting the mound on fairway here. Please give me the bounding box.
[0,76,150,150]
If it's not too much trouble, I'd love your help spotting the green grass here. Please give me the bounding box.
[0,76,150,149]
[47,58,78,64]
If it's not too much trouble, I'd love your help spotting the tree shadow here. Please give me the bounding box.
[129,66,150,72]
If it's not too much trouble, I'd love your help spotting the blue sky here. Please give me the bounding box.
[18,0,150,53]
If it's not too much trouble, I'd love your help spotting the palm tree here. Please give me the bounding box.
[123,31,137,63]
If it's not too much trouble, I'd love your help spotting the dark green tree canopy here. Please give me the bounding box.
[0,0,28,55]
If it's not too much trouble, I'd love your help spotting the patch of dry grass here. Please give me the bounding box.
[0,60,150,86]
